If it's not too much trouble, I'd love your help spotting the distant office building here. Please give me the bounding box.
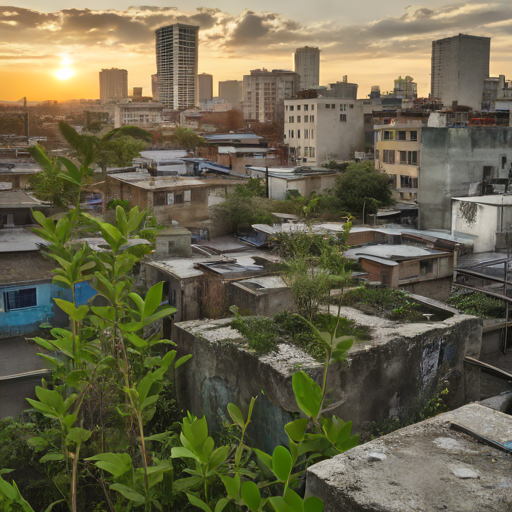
[133,87,143,100]
[114,103,164,128]
[393,76,417,99]
[99,68,128,104]
[294,47,320,90]
[218,80,243,109]
[431,34,490,111]
[151,74,159,100]
[155,23,199,110]
[198,73,213,103]
[325,77,358,99]
[243,69,299,123]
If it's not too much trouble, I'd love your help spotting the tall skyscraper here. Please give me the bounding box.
[155,23,199,110]
[294,47,320,91]
[198,73,213,102]
[99,68,128,103]
[243,69,299,123]
[151,74,158,100]
[219,80,243,109]
[431,34,490,111]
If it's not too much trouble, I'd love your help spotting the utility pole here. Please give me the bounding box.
[18,97,29,145]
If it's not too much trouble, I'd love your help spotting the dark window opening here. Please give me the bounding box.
[4,288,37,310]
[420,260,434,276]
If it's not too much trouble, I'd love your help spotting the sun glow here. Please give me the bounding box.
[55,67,74,80]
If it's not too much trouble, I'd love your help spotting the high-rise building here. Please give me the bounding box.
[393,76,417,99]
[431,34,490,111]
[132,87,143,99]
[99,68,128,103]
[218,80,243,109]
[243,69,299,123]
[198,73,213,103]
[294,47,320,91]
[155,23,199,110]
[151,74,159,100]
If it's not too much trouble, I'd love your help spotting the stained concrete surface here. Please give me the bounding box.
[306,404,512,512]
[0,336,48,377]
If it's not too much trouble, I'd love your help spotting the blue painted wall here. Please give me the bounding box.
[0,281,97,338]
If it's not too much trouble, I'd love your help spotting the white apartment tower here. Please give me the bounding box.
[99,68,128,103]
[197,73,213,102]
[243,69,299,123]
[155,23,199,110]
[431,34,490,111]
[294,47,320,91]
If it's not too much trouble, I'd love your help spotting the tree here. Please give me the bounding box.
[333,161,394,216]
[169,126,208,151]
[28,158,78,207]
[96,135,147,169]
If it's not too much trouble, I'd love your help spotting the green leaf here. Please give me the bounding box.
[66,427,92,445]
[44,499,66,512]
[141,395,160,410]
[292,371,322,419]
[283,488,302,510]
[304,496,324,512]
[219,474,240,500]
[65,370,87,387]
[241,481,262,511]
[185,493,212,512]
[272,446,293,483]
[171,447,197,460]
[27,437,48,450]
[35,387,64,413]
[125,332,148,348]
[227,403,244,428]
[215,498,230,512]
[144,281,164,317]
[253,448,272,470]
[86,453,132,478]
[175,354,192,369]
[172,476,203,492]
[208,445,230,470]
[285,418,309,442]
[109,483,145,503]
[269,496,292,512]
[54,299,88,322]
[40,452,65,463]
[0,476,17,500]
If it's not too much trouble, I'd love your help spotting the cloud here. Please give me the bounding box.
[0,2,512,66]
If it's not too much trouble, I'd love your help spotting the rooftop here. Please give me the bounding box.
[138,150,189,161]
[0,190,46,207]
[345,244,448,261]
[307,403,512,512]
[0,228,46,253]
[453,194,512,206]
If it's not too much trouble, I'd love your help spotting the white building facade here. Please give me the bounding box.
[114,103,164,128]
[294,47,320,91]
[283,98,364,165]
[155,24,199,110]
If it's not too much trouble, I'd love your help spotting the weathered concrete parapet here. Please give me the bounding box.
[173,305,482,453]
[306,404,512,512]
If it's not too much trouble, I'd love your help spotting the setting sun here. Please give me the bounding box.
[55,68,74,80]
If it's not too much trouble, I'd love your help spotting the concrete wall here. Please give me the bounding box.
[155,233,192,258]
[229,282,295,317]
[268,175,336,200]
[0,282,72,338]
[172,307,482,453]
[418,127,512,230]
[401,276,452,302]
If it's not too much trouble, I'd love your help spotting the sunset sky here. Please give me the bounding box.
[1,0,512,101]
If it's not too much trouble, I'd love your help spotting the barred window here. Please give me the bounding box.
[4,288,37,310]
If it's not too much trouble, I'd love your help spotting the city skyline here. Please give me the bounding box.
[2,1,512,101]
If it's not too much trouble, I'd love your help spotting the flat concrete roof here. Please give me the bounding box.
[0,190,45,207]
[307,403,512,512]
[110,173,206,190]
[139,150,188,160]
[345,244,448,261]
[0,228,46,252]
[157,226,192,236]
[239,276,287,289]
[453,194,512,205]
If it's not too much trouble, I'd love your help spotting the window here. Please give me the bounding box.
[502,155,507,170]
[375,149,380,160]
[420,260,434,276]
[297,129,301,138]
[4,288,37,310]
[311,104,315,111]
[175,193,184,204]
[326,104,331,109]
[304,104,309,111]
[340,114,347,122]
[399,151,407,164]
[288,116,294,123]
[285,105,289,111]
[349,104,354,109]
[305,129,309,139]
[290,106,294,111]
[340,104,346,111]
[166,192,174,205]
[297,116,301,122]
[297,105,301,110]
[311,129,314,139]
[305,116,309,123]
[410,131,417,141]
[184,190,191,202]
[483,166,493,180]
[289,130,294,138]
[398,131,406,141]
[400,175,412,188]
[310,147,315,158]
[407,151,418,165]
[170,288,177,307]
[383,131,392,140]
[388,174,396,187]
[389,150,395,164]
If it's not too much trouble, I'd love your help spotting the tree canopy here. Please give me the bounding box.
[169,127,208,151]
[333,161,394,215]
